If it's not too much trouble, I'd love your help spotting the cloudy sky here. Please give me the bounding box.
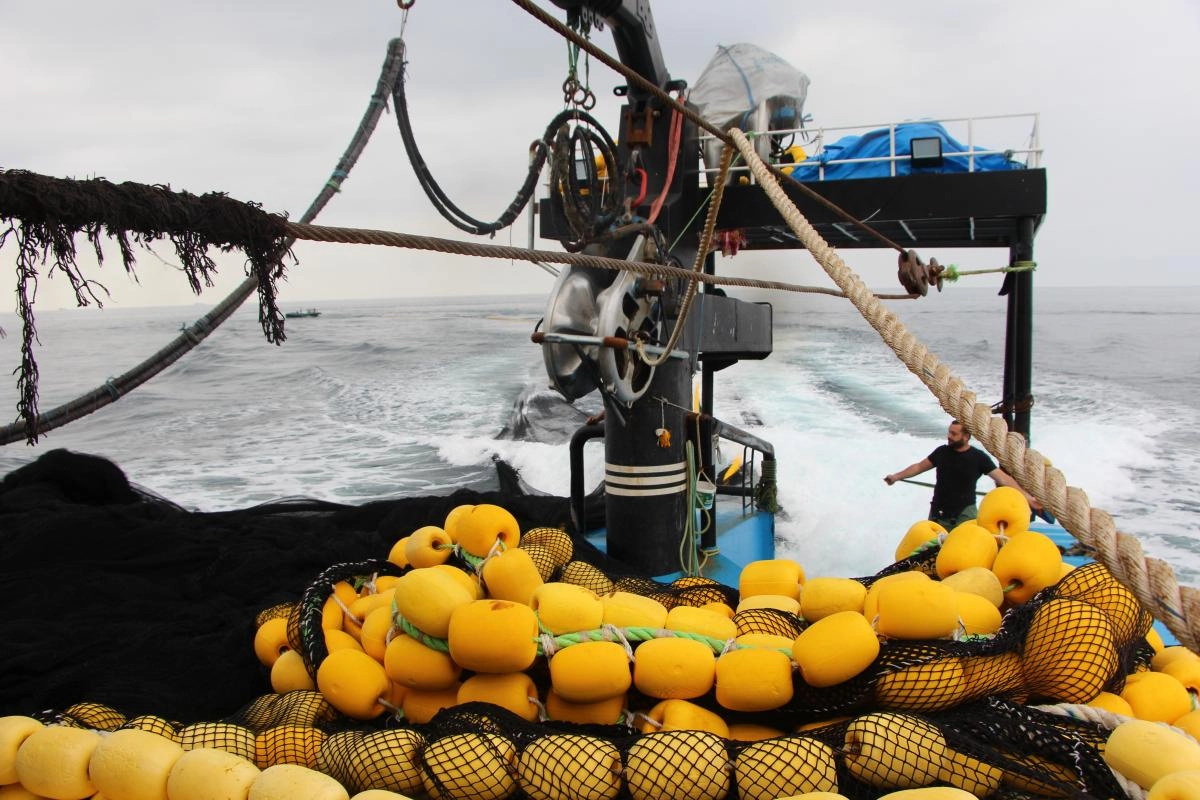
[2,0,1198,310]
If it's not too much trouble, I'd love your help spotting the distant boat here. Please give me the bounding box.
[284,308,321,318]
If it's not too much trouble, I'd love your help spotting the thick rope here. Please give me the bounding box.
[727,127,1200,651]
[639,139,736,368]
[281,220,915,301]
[0,39,407,447]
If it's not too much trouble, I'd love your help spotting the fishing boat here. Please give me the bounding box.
[1,3,1196,800]
[285,308,322,319]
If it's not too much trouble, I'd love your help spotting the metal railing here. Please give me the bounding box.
[700,112,1042,183]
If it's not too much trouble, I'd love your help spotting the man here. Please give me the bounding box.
[884,420,1039,530]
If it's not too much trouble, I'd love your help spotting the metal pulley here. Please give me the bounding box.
[539,236,666,404]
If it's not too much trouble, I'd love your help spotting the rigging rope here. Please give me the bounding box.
[277,219,916,301]
[726,126,1200,651]
[0,38,408,447]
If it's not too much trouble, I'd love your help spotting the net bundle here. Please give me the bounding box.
[1,451,1161,799]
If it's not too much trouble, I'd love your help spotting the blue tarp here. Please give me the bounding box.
[785,121,1023,181]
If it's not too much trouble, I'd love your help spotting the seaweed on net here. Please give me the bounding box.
[0,169,293,440]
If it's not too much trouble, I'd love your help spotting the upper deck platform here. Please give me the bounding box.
[703,112,1046,251]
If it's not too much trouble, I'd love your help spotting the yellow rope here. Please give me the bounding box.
[726,127,1200,650]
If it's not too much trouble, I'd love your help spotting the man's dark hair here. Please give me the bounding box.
[949,419,971,438]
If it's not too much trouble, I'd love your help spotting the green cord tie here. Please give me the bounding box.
[942,260,1037,283]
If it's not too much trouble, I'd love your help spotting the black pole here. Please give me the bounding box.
[1013,216,1036,441]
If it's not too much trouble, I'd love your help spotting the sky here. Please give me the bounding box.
[1,0,1198,312]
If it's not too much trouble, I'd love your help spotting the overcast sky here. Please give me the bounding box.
[2,0,1198,311]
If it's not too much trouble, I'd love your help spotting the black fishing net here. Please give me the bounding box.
[0,170,294,441]
[1,449,1157,800]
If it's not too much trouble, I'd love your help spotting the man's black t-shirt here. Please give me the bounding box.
[927,444,997,519]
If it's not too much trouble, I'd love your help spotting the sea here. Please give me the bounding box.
[1,285,1197,586]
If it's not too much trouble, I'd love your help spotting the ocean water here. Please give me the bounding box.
[1,286,1197,586]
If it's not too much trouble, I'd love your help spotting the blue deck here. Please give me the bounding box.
[585,497,775,587]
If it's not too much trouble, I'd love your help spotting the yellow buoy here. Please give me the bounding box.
[1087,691,1135,717]
[726,723,785,742]
[270,650,317,694]
[123,716,178,741]
[518,735,623,800]
[386,537,410,569]
[1023,598,1118,704]
[863,571,930,621]
[325,628,364,653]
[248,765,348,800]
[453,505,521,558]
[976,486,1031,537]
[800,577,868,621]
[383,632,462,691]
[544,691,626,725]
[715,647,794,712]
[400,684,460,724]
[317,648,390,720]
[735,594,801,615]
[894,520,945,562]
[793,610,880,688]
[734,736,839,800]
[89,728,184,800]
[665,606,737,641]
[358,606,397,663]
[166,748,261,800]
[549,641,632,703]
[874,580,959,640]
[843,712,949,790]
[481,547,544,606]
[14,725,102,800]
[457,673,540,722]
[254,617,291,668]
[431,564,483,600]
[0,716,43,785]
[1121,671,1192,723]
[599,592,668,629]
[448,599,538,673]
[939,566,1004,608]
[739,559,804,600]
[953,591,1002,637]
[640,699,728,737]
[253,726,325,770]
[991,531,1062,606]
[934,522,998,578]
[421,733,518,800]
[531,582,603,635]
[632,637,717,699]
[176,722,257,761]
[347,728,425,796]
[393,568,474,639]
[521,528,574,567]
[404,526,454,568]
[874,658,968,713]
[442,504,475,542]
[625,731,731,800]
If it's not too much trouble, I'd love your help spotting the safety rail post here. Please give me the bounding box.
[569,422,606,535]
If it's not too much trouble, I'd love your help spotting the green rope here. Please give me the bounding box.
[942,260,1036,283]
[390,608,797,660]
[394,610,452,653]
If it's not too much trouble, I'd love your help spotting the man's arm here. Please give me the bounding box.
[987,468,1043,510]
[884,458,934,485]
